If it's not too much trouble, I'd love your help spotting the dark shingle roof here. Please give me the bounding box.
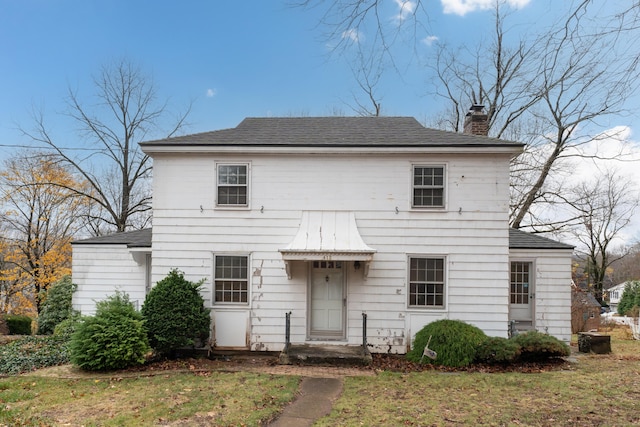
[572,287,601,308]
[72,228,572,252]
[72,228,151,248]
[140,117,522,148]
[509,228,574,250]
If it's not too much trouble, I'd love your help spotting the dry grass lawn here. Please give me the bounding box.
[316,326,640,426]
[0,325,638,426]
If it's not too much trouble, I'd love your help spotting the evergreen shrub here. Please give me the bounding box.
[141,269,210,355]
[475,336,521,364]
[617,281,640,316]
[406,319,487,367]
[37,275,79,335]
[53,315,83,341]
[511,330,570,361]
[6,315,32,335]
[69,292,150,371]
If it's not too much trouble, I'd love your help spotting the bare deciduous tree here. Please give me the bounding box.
[22,59,190,234]
[509,2,640,229]
[301,1,640,234]
[569,170,639,303]
[429,3,537,137]
[346,43,384,116]
[297,0,426,54]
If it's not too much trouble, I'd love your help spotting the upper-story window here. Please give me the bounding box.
[412,165,445,208]
[217,163,249,207]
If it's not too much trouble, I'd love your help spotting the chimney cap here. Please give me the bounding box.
[468,104,485,114]
[463,104,489,136]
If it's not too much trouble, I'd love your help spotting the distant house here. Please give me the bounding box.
[72,109,574,354]
[571,283,601,333]
[607,282,628,313]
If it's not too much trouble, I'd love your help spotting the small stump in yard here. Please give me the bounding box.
[578,332,611,354]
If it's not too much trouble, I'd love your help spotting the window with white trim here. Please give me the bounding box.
[217,164,248,206]
[214,255,249,303]
[408,257,445,307]
[412,165,445,208]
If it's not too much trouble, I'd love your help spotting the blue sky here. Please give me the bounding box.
[1,0,569,154]
[0,0,638,166]
[2,0,640,245]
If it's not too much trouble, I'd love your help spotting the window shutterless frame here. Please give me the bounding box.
[213,254,250,305]
[216,163,250,208]
[411,164,446,209]
[407,255,447,309]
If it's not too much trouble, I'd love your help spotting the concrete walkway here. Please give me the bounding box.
[267,377,343,427]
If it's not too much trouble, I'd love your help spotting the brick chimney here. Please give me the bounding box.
[463,104,488,136]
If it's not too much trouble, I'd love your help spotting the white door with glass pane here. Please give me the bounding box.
[510,261,533,321]
[310,261,345,338]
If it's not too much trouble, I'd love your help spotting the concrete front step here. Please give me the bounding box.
[279,344,372,366]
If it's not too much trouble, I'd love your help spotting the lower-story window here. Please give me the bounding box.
[409,256,445,308]
[214,255,248,303]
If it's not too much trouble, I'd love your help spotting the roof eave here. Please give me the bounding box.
[141,144,523,156]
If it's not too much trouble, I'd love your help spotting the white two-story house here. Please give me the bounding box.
[72,110,573,353]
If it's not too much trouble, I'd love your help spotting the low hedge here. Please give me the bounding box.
[5,315,32,335]
[409,320,571,367]
[511,330,571,361]
[407,319,487,367]
[474,336,521,364]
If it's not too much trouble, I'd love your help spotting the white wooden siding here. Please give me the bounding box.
[510,248,572,342]
[149,152,517,353]
[72,244,149,315]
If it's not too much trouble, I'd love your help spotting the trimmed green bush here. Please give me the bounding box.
[475,336,521,364]
[69,292,150,371]
[6,314,32,335]
[618,281,640,316]
[407,319,487,367]
[511,330,570,361]
[141,269,210,355]
[37,275,79,335]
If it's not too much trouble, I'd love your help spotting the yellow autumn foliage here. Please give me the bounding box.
[0,154,86,315]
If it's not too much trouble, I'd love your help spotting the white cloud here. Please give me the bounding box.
[441,0,530,16]
[342,28,362,43]
[206,88,216,98]
[523,126,640,247]
[563,126,640,246]
[565,126,640,186]
[422,35,439,46]
[394,0,417,22]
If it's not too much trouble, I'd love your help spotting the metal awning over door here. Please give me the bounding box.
[279,211,376,278]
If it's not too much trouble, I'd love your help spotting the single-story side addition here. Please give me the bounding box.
[72,113,574,353]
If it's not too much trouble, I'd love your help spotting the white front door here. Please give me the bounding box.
[309,261,345,339]
[510,261,533,322]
